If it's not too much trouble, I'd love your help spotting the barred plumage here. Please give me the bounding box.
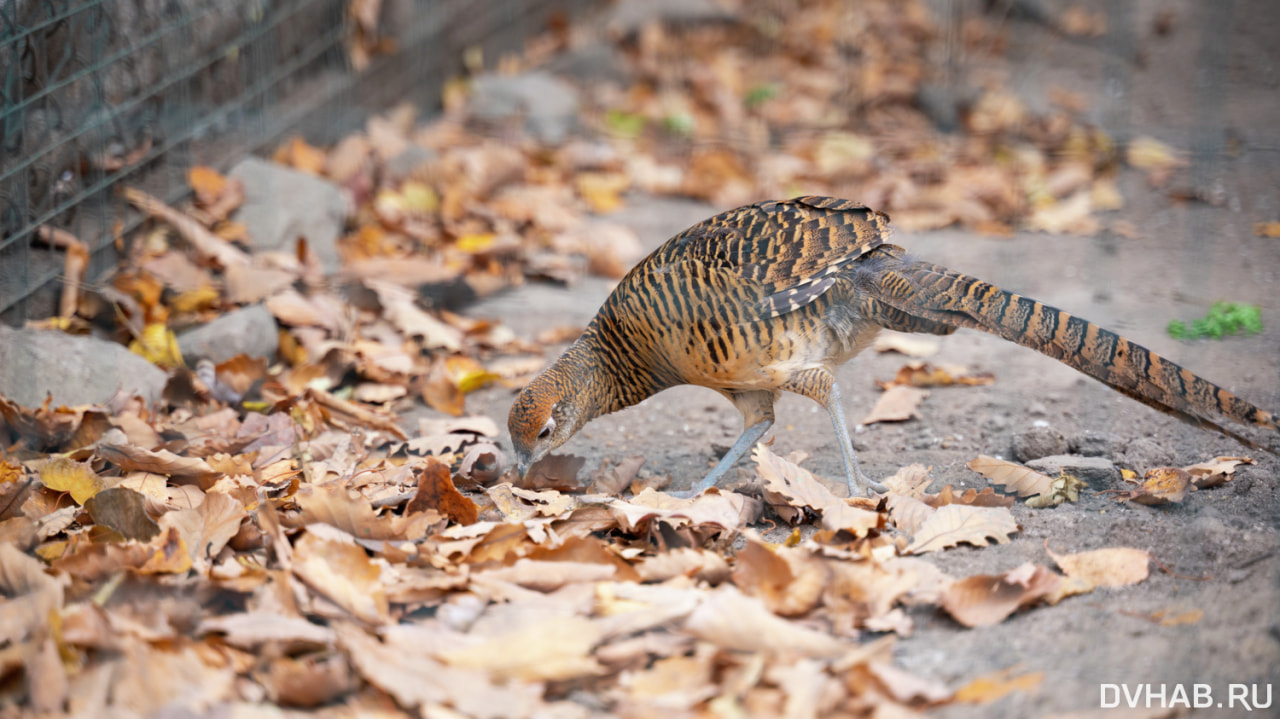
[509,197,1279,495]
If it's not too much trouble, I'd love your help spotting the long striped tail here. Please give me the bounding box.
[858,248,1280,453]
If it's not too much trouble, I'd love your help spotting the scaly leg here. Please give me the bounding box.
[678,390,775,497]
[783,368,887,497]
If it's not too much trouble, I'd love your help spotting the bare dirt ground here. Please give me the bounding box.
[457,2,1280,715]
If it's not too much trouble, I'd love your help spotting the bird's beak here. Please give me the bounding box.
[515,451,531,480]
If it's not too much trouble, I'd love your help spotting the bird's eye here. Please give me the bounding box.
[537,417,556,440]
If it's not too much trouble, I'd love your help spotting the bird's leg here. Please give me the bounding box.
[677,391,775,497]
[783,369,887,497]
[825,381,888,496]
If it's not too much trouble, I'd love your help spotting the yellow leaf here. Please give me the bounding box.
[38,457,104,504]
[400,181,439,212]
[138,528,193,574]
[187,166,228,204]
[169,286,220,314]
[455,233,496,253]
[130,322,185,368]
[1254,221,1280,238]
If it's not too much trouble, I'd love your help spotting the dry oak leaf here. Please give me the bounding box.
[1045,543,1150,589]
[925,485,1015,509]
[634,547,731,584]
[440,615,607,682]
[0,542,65,646]
[257,653,354,709]
[941,563,1062,627]
[886,492,935,536]
[1183,455,1253,489]
[732,533,828,617]
[609,488,761,533]
[340,624,549,718]
[684,584,848,658]
[880,463,934,498]
[292,524,390,624]
[406,456,478,525]
[97,437,222,486]
[294,482,406,541]
[967,455,1054,501]
[861,385,928,424]
[199,612,337,650]
[753,443,881,536]
[905,504,1019,554]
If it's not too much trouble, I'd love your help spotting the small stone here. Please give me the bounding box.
[1012,425,1068,462]
[1025,454,1120,487]
[230,157,351,275]
[177,304,279,365]
[1114,437,1176,471]
[467,71,580,145]
[1069,430,1113,456]
[0,325,168,407]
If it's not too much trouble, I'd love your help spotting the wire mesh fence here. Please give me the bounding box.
[0,0,594,325]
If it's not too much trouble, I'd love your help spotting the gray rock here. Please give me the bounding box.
[467,71,580,145]
[1114,437,1176,471]
[1012,425,1068,462]
[177,304,279,365]
[1069,430,1114,456]
[229,156,350,274]
[0,325,168,407]
[606,0,736,35]
[385,145,438,182]
[1026,454,1121,487]
[543,42,629,85]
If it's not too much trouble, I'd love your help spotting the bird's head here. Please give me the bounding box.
[508,374,587,479]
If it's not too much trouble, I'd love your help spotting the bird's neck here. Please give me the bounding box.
[558,329,653,419]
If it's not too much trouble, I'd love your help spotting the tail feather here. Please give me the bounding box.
[864,256,1280,451]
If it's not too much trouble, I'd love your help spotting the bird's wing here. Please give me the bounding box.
[638,196,891,319]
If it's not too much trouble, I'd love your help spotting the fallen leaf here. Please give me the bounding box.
[967,455,1055,501]
[861,385,928,424]
[84,487,160,541]
[37,457,103,504]
[1045,543,1150,598]
[1124,466,1193,505]
[0,543,65,645]
[440,615,606,681]
[753,444,881,535]
[941,563,1061,627]
[292,526,390,624]
[519,453,587,491]
[905,504,1019,554]
[1182,455,1253,489]
[685,585,848,657]
[1254,221,1280,238]
[406,457,478,525]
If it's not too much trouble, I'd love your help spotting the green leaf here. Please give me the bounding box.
[1167,302,1263,341]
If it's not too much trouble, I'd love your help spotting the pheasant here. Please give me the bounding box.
[509,196,1278,496]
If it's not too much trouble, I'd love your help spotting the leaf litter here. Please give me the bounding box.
[0,0,1261,714]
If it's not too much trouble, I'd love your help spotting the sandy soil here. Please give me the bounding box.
[450,2,1280,716]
